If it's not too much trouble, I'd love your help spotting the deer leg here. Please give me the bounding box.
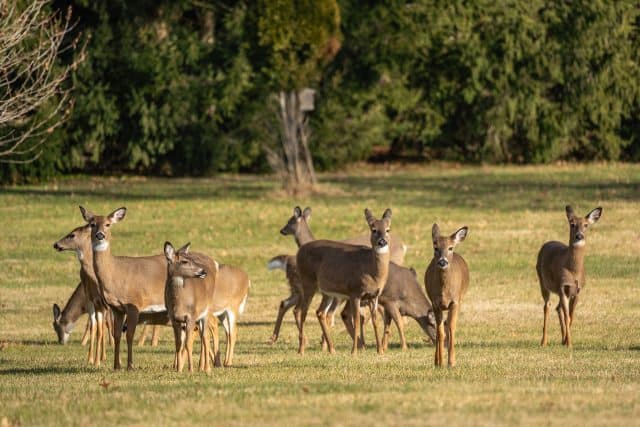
[95,311,104,367]
[382,309,392,351]
[569,295,579,327]
[106,309,114,346]
[368,299,383,355]
[151,325,160,347]
[315,296,336,354]
[447,303,460,367]
[541,298,551,347]
[210,316,222,367]
[350,297,361,355]
[226,314,237,368]
[198,318,211,373]
[80,317,91,346]
[270,294,299,344]
[556,302,567,345]
[172,322,182,371]
[185,320,195,373]
[137,324,149,346]
[86,303,96,364]
[434,309,444,367]
[389,304,407,351]
[111,311,124,370]
[125,310,139,371]
[297,292,314,355]
[560,295,571,347]
[321,298,340,352]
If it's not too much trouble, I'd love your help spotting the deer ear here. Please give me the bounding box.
[109,207,127,223]
[177,242,191,254]
[382,208,392,222]
[585,207,602,224]
[302,207,312,221]
[79,206,94,223]
[432,223,440,241]
[364,208,375,227]
[293,206,302,218]
[451,226,469,244]
[53,303,61,320]
[565,205,575,221]
[164,242,175,262]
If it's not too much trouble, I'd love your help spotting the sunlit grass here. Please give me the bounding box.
[0,163,639,426]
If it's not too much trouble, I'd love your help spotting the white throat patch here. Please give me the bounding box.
[170,277,184,287]
[93,241,109,252]
[75,249,84,261]
[375,245,390,254]
[573,240,586,247]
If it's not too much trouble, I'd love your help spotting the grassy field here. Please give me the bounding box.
[0,163,639,426]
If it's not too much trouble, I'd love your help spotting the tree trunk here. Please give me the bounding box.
[269,90,317,194]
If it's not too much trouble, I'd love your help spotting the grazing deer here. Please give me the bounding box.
[376,264,437,350]
[268,206,407,346]
[52,282,89,344]
[297,208,392,355]
[164,242,218,373]
[425,224,469,367]
[537,206,602,347]
[80,206,170,371]
[53,224,113,365]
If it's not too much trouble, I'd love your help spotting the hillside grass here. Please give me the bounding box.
[0,163,639,426]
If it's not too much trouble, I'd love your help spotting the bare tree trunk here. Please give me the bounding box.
[268,90,317,194]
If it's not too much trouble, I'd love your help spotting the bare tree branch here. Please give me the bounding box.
[0,0,82,163]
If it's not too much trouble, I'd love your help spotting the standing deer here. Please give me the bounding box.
[268,206,407,346]
[183,263,250,368]
[296,208,392,355]
[537,206,602,347]
[425,224,469,367]
[53,224,113,365]
[163,242,217,373]
[80,206,170,371]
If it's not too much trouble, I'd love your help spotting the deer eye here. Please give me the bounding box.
[68,234,75,239]
[105,223,111,228]
[90,223,96,228]
[386,228,390,233]
[448,247,453,252]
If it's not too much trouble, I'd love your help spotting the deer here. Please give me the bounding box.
[52,282,89,345]
[163,242,218,373]
[537,206,602,347]
[53,224,113,365]
[425,224,469,367]
[79,206,171,371]
[182,263,250,368]
[268,206,407,346]
[296,208,392,355]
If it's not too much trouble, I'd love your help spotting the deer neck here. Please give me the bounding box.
[295,222,315,247]
[567,245,586,276]
[92,240,115,284]
[62,286,87,324]
[76,241,95,281]
[370,250,391,285]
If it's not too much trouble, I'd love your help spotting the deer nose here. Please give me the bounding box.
[95,231,105,240]
[196,269,207,279]
[437,259,448,268]
[575,232,584,241]
[53,243,62,251]
[378,238,388,247]
[279,228,287,236]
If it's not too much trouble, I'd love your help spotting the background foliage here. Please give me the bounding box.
[2,0,639,183]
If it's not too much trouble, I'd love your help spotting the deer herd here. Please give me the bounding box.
[52,204,602,371]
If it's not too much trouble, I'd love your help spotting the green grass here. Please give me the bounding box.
[0,163,639,426]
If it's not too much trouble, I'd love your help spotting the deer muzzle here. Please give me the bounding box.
[95,231,106,241]
[196,269,207,279]
[53,242,63,251]
[437,258,449,269]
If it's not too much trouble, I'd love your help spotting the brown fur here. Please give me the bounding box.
[424,224,469,367]
[53,224,113,365]
[537,205,602,347]
[80,206,170,371]
[296,208,392,355]
[164,242,218,373]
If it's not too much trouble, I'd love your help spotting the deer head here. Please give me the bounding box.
[79,206,126,252]
[365,208,392,254]
[52,304,71,344]
[431,224,468,270]
[164,242,207,286]
[565,206,602,248]
[280,206,312,236]
[53,224,92,260]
